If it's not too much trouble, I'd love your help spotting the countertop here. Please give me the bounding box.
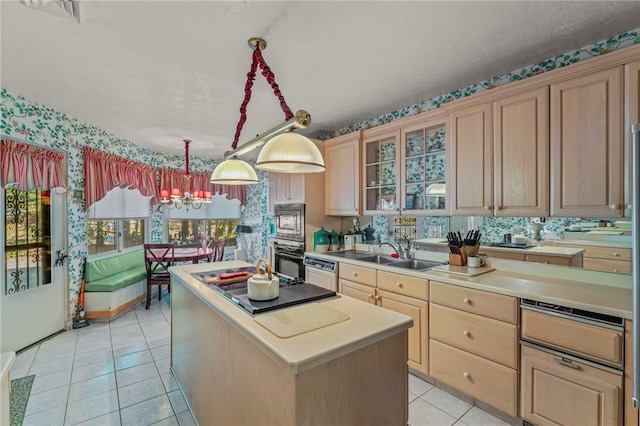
[169,261,413,374]
[413,238,584,257]
[307,250,633,319]
[551,239,632,249]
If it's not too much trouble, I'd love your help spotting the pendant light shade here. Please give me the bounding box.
[255,132,325,173]
[210,158,259,185]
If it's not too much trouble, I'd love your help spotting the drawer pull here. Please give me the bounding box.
[463,330,470,337]
[463,298,471,304]
[613,252,619,257]
[352,272,358,277]
[368,294,373,300]
[396,282,403,288]
[554,357,580,370]
[463,372,470,379]
[375,295,381,301]
[613,269,619,273]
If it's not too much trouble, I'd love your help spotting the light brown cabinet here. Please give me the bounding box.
[521,344,622,426]
[338,265,429,375]
[449,103,493,215]
[269,173,304,208]
[399,115,449,215]
[362,126,402,215]
[450,88,549,217]
[429,280,519,417]
[493,87,549,216]
[624,320,639,426]
[324,132,361,216]
[625,60,640,218]
[550,66,624,217]
[553,242,631,274]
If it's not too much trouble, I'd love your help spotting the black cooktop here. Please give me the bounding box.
[192,267,338,315]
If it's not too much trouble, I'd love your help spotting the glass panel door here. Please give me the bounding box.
[364,135,398,213]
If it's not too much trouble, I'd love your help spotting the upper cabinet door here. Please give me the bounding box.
[362,128,401,215]
[624,60,640,218]
[550,67,624,217]
[400,118,449,216]
[450,103,493,216]
[494,87,550,217]
[324,132,361,216]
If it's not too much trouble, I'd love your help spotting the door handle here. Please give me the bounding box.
[554,357,580,369]
[54,249,68,267]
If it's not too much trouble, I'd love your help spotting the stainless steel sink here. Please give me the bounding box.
[389,259,444,270]
[356,254,398,264]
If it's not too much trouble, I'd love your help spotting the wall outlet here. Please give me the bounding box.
[428,225,442,238]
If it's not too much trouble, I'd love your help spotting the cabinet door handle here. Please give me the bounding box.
[613,252,619,257]
[368,294,373,300]
[463,298,471,304]
[352,272,358,277]
[613,269,619,273]
[484,205,492,210]
[610,204,618,210]
[463,330,470,337]
[554,357,580,369]
[396,282,403,288]
[375,295,381,301]
[463,372,470,379]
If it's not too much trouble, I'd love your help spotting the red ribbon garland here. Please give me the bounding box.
[231,47,295,149]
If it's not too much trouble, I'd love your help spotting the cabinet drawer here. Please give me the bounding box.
[430,281,518,324]
[525,254,573,266]
[521,345,621,426]
[430,339,518,417]
[583,258,631,274]
[521,309,623,367]
[430,304,518,368]
[583,246,631,261]
[478,249,526,261]
[377,270,428,300]
[338,279,374,304]
[338,263,376,285]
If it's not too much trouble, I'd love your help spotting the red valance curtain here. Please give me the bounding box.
[84,147,159,208]
[159,168,246,206]
[1,139,67,190]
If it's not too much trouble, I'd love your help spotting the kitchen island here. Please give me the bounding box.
[169,260,413,426]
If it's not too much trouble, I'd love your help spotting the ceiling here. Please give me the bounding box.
[2,1,640,159]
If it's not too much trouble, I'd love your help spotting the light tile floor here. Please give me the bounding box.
[11,296,510,426]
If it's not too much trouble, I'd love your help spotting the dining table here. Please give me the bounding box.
[150,247,214,264]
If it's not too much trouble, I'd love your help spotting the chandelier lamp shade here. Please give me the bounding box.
[160,139,212,210]
[210,37,325,185]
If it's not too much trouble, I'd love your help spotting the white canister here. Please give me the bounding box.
[344,235,355,250]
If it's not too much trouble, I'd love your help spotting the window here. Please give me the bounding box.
[87,187,151,256]
[167,219,237,247]
[4,188,52,294]
[87,219,146,255]
[164,193,241,247]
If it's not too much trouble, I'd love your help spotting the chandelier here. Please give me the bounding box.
[210,37,325,185]
[160,139,212,210]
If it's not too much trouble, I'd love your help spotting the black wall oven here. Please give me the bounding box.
[273,204,305,278]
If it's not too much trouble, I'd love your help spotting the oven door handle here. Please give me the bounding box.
[277,252,304,261]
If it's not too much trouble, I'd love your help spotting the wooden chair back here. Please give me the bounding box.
[197,236,225,262]
[144,243,175,276]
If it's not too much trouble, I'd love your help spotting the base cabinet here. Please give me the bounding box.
[521,344,622,426]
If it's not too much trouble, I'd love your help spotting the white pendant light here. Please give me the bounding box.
[210,158,259,185]
[255,132,325,173]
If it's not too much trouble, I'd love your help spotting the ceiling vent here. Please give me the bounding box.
[20,0,81,23]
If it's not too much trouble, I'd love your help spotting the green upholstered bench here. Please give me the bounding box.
[84,249,148,319]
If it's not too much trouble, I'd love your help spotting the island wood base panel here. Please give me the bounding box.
[171,279,409,426]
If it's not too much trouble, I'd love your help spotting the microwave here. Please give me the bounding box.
[274,204,305,242]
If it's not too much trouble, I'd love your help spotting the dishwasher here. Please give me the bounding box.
[303,254,338,291]
[520,299,624,425]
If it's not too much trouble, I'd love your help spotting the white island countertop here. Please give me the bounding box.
[308,250,633,319]
[169,261,413,373]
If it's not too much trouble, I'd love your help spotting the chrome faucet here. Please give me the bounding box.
[379,242,410,260]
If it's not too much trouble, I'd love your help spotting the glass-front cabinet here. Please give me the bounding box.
[363,128,401,214]
[401,117,449,215]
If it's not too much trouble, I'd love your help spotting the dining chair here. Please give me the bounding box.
[144,243,175,309]
[197,236,225,262]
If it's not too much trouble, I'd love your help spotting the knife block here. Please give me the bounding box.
[449,248,467,266]
[465,244,480,257]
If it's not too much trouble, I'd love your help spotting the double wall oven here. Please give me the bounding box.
[273,204,305,279]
